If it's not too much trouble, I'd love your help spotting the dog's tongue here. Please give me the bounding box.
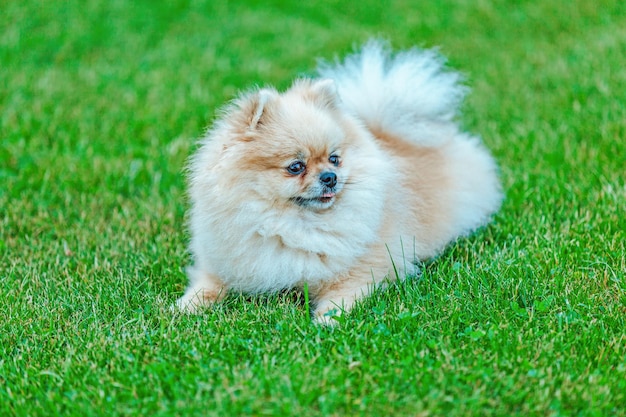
[322,192,336,198]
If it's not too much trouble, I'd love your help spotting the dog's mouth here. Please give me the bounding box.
[291,192,337,208]
[318,191,336,203]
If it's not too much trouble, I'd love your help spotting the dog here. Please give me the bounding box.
[174,40,502,324]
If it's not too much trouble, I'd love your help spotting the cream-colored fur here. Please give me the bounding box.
[174,40,502,324]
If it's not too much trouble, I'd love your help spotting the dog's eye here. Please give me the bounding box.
[329,155,340,166]
[286,161,306,175]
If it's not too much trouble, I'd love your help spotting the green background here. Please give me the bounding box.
[1,1,625,415]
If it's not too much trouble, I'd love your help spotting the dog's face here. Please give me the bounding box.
[221,79,359,211]
[281,142,345,210]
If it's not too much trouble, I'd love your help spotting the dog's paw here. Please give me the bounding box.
[312,302,343,326]
[170,290,214,314]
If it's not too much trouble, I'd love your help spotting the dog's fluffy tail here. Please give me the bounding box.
[317,39,467,145]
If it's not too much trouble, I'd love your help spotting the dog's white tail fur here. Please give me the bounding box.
[317,39,467,144]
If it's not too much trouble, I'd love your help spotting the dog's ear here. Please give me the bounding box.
[310,78,339,109]
[248,88,276,130]
[247,88,275,130]
[231,88,277,137]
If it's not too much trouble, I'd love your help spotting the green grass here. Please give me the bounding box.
[1,0,625,415]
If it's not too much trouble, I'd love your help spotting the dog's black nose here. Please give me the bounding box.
[319,172,337,188]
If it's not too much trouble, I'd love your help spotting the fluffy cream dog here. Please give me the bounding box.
[174,40,502,324]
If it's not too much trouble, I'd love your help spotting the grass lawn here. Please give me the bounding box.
[1,0,625,415]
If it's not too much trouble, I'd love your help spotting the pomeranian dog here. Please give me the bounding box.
[174,40,502,324]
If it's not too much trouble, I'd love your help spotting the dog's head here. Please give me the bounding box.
[215,79,364,211]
